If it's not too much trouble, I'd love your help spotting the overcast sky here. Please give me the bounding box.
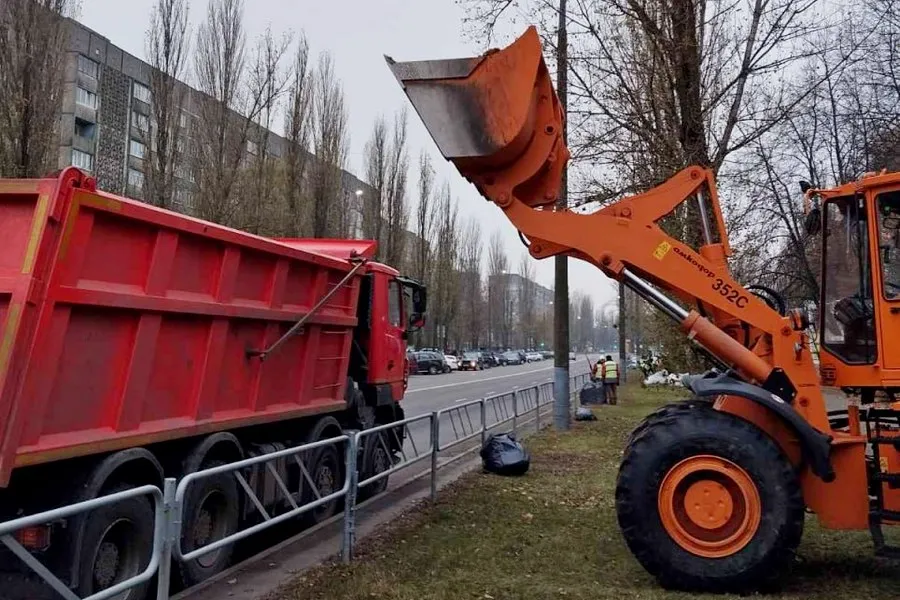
[77,0,618,311]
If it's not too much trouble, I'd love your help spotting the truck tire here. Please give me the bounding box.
[303,443,342,524]
[178,460,240,587]
[358,431,391,501]
[74,486,154,600]
[615,403,803,592]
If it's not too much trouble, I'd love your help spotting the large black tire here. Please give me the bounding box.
[302,443,342,524]
[358,431,391,501]
[428,365,439,375]
[615,403,804,593]
[75,487,154,600]
[623,398,712,448]
[178,460,241,587]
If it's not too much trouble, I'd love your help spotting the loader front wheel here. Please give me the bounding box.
[615,403,803,593]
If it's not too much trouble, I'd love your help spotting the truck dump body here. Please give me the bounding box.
[0,169,370,486]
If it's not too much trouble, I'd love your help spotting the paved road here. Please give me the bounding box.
[376,357,598,464]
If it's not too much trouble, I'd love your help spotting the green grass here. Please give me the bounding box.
[273,384,900,600]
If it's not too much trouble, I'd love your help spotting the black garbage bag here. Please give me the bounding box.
[579,381,606,405]
[575,406,597,421]
[480,432,530,476]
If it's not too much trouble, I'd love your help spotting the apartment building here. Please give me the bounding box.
[57,18,370,220]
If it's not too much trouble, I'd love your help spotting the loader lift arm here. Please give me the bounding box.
[387,26,832,441]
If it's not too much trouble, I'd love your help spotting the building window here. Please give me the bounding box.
[133,82,151,104]
[71,149,93,171]
[75,87,97,109]
[77,55,98,78]
[132,111,149,134]
[246,140,259,156]
[129,139,146,159]
[179,112,189,129]
[127,168,144,190]
[74,118,96,140]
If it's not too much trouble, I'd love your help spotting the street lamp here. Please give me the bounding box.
[355,189,364,197]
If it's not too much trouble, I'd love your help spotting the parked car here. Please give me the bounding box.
[444,354,460,371]
[501,350,523,365]
[460,351,485,371]
[414,351,450,374]
[480,351,495,368]
[525,351,543,362]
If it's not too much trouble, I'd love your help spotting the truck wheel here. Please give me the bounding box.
[615,404,803,592]
[428,365,438,375]
[303,444,342,524]
[178,461,240,587]
[358,431,391,501]
[75,487,154,600]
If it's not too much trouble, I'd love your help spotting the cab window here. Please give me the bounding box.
[388,280,402,327]
[877,191,900,299]
[821,195,876,364]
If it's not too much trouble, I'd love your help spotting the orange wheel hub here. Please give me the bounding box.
[658,455,761,558]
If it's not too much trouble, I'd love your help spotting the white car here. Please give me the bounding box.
[525,351,543,362]
[444,354,459,370]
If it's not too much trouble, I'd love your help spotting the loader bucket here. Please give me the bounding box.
[386,26,569,208]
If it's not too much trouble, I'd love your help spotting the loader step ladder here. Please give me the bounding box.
[864,408,900,558]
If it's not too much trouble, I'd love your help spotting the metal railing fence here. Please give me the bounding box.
[1,374,589,600]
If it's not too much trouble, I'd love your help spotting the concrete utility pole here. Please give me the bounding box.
[553,0,571,430]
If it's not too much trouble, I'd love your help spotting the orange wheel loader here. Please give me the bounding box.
[387,26,900,592]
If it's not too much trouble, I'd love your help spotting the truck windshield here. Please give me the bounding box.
[821,195,876,364]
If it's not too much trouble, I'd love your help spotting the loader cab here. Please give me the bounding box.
[814,173,900,387]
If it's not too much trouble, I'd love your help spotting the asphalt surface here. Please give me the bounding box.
[391,357,599,460]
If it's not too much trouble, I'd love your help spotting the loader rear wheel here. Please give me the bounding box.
[615,403,803,592]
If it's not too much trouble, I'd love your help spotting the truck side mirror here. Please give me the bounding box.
[408,313,426,332]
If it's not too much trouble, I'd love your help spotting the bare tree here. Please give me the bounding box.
[458,218,485,349]
[363,116,387,247]
[192,0,247,224]
[309,51,348,237]
[518,252,537,348]
[363,111,410,262]
[487,230,510,348]
[192,0,289,226]
[145,0,190,209]
[282,34,313,236]
[0,0,71,177]
[240,26,291,234]
[413,150,436,281]
[430,183,461,350]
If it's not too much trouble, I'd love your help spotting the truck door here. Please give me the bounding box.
[384,277,407,388]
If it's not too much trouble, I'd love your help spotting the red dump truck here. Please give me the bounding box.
[0,168,425,597]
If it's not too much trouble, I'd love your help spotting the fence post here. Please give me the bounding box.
[430,412,439,502]
[156,478,178,600]
[534,386,541,431]
[512,391,518,435]
[480,399,487,447]
[341,434,359,564]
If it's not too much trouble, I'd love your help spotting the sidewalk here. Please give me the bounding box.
[269,383,899,600]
